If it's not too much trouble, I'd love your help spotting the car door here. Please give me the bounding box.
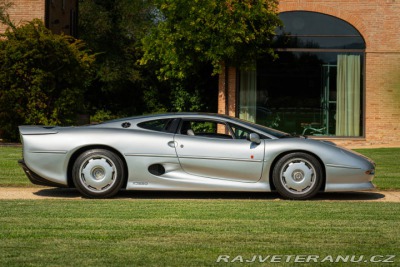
[173,119,264,182]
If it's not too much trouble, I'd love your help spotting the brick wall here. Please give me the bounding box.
[0,0,44,33]
[219,0,400,148]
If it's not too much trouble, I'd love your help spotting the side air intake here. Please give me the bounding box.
[148,164,165,176]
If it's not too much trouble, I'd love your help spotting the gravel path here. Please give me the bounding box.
[0,187,399,201]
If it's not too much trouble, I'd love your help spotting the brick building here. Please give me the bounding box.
[0,0,77,36]
[219,0,400,148]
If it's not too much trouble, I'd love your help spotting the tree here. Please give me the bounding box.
[140,0,281,80]
[0,19,95,141]
[78,0,156,116]
[78,0,218,116]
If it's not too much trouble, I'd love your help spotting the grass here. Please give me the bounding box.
[1,146,399,190]
[0,146,32,187]
[0,200,399,266]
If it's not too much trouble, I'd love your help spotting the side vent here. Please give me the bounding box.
[148,164,165,176]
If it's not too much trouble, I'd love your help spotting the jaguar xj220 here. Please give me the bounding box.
[18,113,375,199]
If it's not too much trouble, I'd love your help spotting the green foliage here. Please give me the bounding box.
[79,0,152,86]
[90,109,119,123]
[0,19,95,141]
[79,0,156,115]
[170,86,203,112]
[142,86,169,114]
[140,0,281,80]
[141,83,206,114]
[79,0,221,115]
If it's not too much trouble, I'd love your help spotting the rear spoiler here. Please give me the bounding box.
[19,126,58,135]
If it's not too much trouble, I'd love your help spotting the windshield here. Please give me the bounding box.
[229,117,290,138]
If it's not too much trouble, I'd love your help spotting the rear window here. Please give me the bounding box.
[137,119,176,133]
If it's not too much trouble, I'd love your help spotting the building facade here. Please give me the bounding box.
[219,0,400,148]
[0,0,77,36]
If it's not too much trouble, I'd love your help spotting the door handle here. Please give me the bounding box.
[168,141,177,148]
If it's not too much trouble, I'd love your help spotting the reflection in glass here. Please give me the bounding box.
[238,11,365,137]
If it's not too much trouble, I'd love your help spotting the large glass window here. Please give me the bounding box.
[239,11,365,137]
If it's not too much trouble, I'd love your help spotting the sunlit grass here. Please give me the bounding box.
[0,200,399,266]
[0,146,32,187]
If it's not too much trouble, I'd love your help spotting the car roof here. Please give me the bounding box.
[103,112,232,123]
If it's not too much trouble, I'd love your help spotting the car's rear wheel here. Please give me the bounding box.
[272,152,323,200]
[72,149,124,198]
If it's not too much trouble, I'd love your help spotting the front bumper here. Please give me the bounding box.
[18,159,67,188]
[325,181,376,192]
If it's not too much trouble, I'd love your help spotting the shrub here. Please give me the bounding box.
[0,19,95,141]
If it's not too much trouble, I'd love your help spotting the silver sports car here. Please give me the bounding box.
[18,113,375,200]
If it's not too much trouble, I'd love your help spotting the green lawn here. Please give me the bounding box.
[1,146,399,189]
[0,146,31,187]
[0,200,399,266]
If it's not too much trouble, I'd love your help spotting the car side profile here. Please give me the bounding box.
[18,113,375,200]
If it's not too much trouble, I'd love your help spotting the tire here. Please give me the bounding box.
[272,152,323,200]
[72,149,125,198]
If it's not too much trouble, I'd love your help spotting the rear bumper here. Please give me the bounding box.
[18,159,67,188]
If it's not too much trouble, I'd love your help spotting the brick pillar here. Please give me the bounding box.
[218,63,237,117]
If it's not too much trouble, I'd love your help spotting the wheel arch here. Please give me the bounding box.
[268,150,326,191]
[67,145,129,189]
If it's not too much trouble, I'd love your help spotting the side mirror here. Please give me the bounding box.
[247,133,261,144]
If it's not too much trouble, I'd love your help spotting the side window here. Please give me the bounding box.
[229,123,252,139]
[138,119,177,133]
[180,120,233,139]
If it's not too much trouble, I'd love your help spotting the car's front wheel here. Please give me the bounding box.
[272,152,323,200]
[72,149,125,198]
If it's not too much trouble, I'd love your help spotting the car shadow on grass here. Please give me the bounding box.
[33,188,386,201]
